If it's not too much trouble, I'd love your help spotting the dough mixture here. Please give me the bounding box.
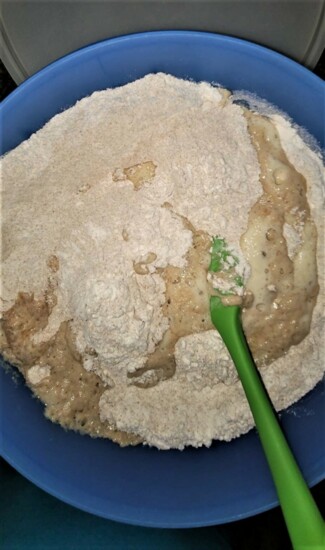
[1,74,324,449]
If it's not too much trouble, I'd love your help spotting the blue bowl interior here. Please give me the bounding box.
[0,31,324,527]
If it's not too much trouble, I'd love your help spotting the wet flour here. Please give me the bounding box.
[1,74,324,449]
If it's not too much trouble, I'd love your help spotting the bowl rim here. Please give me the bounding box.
[2,29,324,110]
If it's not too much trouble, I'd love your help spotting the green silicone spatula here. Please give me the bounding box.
[209,240,325,550]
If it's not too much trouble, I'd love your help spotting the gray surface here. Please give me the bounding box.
[1,0,325,84]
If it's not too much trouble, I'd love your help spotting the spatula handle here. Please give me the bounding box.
[210,298,325,550]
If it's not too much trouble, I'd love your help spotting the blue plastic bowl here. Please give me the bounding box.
[0,31,324,528]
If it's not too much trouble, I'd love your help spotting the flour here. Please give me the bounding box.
[1,73,324,450]
[27,365,51,385]
[283,223,302,259]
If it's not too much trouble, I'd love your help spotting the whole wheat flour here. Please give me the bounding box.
[1,73,324,450]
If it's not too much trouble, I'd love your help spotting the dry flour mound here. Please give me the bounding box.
[1,73,324,450]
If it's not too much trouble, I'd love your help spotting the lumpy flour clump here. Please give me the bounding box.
[1,74,324,449]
